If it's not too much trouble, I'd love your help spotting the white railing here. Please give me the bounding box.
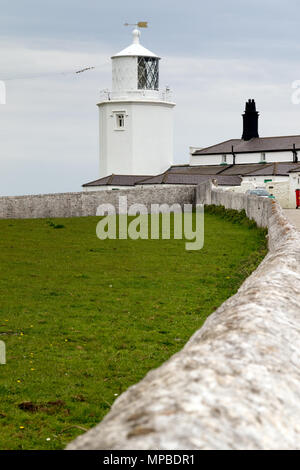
[99,88,174,102]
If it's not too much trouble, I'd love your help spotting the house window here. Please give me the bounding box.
[221,154,227,164]
[260,152,266,163]
[116,113,125,129]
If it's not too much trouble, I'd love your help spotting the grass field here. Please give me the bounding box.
[0,210,267,449]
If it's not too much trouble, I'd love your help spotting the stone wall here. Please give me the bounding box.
[196,180,272,227]
[67,182,300,450]
[229,180,290,209]
[0,186,196,219]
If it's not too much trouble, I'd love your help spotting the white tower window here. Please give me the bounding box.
[116,113,125,128]
[112,111,126,130]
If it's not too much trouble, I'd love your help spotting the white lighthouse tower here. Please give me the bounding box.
[98,27,175,177]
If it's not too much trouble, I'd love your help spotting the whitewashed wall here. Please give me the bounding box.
[243,175,287,184]
[190,154,232,166]
[111,57,138,96]
[190,150,294,166]
[98,100,174,178]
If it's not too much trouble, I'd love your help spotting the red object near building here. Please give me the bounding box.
[296,189,300,209]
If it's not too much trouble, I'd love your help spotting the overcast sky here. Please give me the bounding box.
[1,0,300,195]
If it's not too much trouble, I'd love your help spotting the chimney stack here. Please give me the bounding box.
[242,99,259,141]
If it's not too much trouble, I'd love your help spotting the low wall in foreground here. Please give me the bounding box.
[67,182,300,450]
[0,186,196,219]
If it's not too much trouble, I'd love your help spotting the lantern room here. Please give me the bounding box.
[111,29,161,100]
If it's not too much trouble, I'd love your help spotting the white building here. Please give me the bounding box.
[190,100,300,167]
[187,99,300,208]
[96,28,175,178]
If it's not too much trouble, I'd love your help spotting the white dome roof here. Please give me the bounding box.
[111,29,160,59]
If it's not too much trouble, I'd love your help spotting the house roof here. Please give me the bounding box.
[82,172,242,188]
[82,174,152,187]
[138,172,242,186]
[192,136,300,156]
[168,165,227,175]
[82,162,300,189]
[170,162,300,177]
[288,164,300,173]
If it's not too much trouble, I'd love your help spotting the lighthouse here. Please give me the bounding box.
[98,27,175,177]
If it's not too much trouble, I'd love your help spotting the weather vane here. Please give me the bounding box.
[124,21,148,28]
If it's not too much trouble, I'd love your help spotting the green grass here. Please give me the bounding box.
[0,210,267,449]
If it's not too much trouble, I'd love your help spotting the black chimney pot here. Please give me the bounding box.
[242,99,259,141]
